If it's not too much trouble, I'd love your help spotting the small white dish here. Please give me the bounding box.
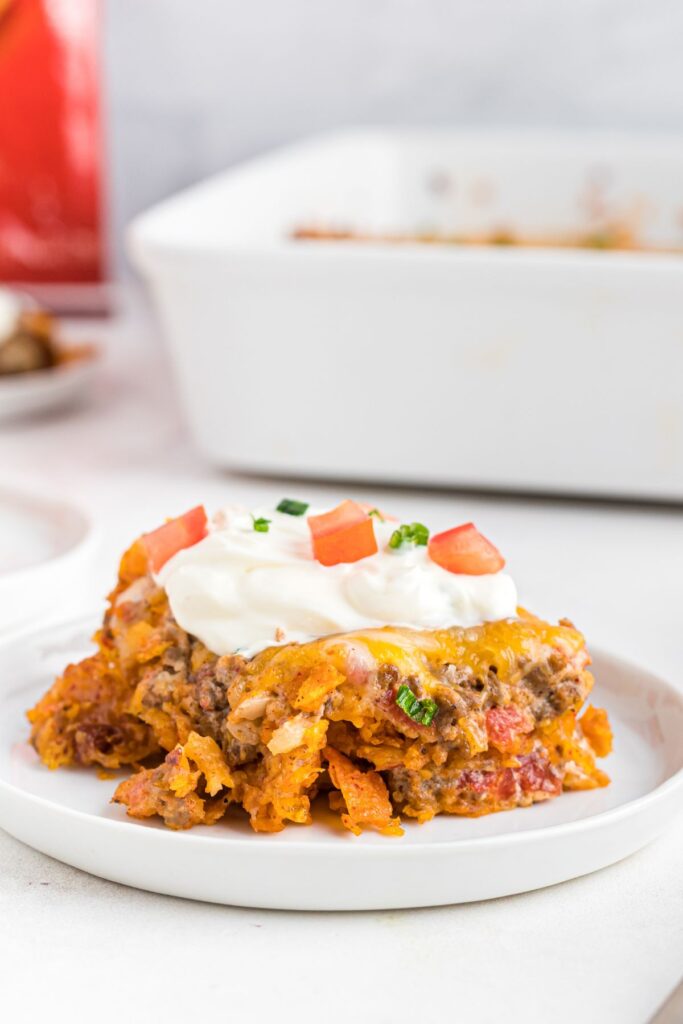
[2,618,682,911]
[0,352,99,423]
[0,488,97,634]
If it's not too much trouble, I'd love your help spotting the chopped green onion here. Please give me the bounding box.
[396,684,418,716]
[252,516,271,533]
[389,522,430,550]
[395,685,438,727]
[276,498,309,516]
[368,508,384,521]
[418,698,438,727]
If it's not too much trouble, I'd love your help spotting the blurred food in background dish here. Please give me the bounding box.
[292,222,660,252]
[0,286,99,421]
[0,288,96,377]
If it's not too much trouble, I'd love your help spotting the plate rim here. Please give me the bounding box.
[2,616,683,857]
[0,488,97,590]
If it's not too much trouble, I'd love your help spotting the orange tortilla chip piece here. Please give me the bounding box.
[459,711,488,755]
[114,538,149,592]
[325,746,403,836]
[131,704,179,752]
[540,710,611,790]
[237,719,329,833]
[579,706,613,757]
[113,731,233,829]
[293,662,342,713]
[113,765,208,830]
[27,653,158,770]
[183,731,234,795]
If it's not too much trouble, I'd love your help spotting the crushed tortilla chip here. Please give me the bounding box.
[325,746,403,836]
[113,730,234,829]
[579,705,613,757]
[293,662,343,713]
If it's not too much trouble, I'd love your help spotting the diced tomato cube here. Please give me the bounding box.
[496,768,519,801]
[428,522,505,575]
[457,769,492,794]
[458,767,518,801]
[308,500,378,567]
[517,753,562,795]
[485,705,533,753]
[142,505,208,573]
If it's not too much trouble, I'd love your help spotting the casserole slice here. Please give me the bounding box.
[28,502,611,835]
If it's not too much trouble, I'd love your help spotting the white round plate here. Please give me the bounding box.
[0,352,99,422]
[0,488,97,634]
[1,619,682,911]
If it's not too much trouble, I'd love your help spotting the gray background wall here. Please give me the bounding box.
[105,0,683,259]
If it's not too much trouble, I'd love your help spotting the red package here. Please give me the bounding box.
[0,0,106,305]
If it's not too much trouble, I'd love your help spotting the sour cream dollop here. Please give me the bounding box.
[158,505,518,657]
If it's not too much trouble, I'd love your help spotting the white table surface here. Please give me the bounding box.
[1,294,681,1024]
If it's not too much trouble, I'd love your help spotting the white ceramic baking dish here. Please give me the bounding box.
[129,129,683,501]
